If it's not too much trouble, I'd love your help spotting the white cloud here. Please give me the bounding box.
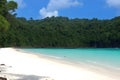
[106,0,120,8]
[40,8,58,18]
[39,0,82,18]
[7,0,26,8]
[106,0,120,15]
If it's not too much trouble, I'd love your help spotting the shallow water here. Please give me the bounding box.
[22,48,120,70]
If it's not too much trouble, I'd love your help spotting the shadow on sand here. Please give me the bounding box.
[6,73,54,80]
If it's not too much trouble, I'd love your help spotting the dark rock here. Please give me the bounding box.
[0,77,7,80]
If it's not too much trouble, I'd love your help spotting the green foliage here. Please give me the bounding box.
[7,1,17,13]
[0,0,17,32]
[0,15,10,32]
[0,0,119,48]
[0,15,120,47]
[0,0,17,17]
[0,0,7,16]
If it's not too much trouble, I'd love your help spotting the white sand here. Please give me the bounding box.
[0,48,118,80]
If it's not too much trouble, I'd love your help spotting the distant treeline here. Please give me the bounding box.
[0,16,120,48]
[0,0,120,48]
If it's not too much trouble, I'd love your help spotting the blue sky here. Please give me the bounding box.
[10,0,120,19]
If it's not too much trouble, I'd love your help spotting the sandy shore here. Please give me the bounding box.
[0,48,119,80]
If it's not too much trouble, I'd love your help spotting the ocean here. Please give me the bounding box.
[22,48,120,71]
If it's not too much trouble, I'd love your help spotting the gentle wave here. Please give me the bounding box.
[22,48,120,71]
[86,60,120,71]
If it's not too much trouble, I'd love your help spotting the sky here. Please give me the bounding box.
[8,0,120,19]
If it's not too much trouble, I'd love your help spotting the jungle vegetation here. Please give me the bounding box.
[0,0,120,48]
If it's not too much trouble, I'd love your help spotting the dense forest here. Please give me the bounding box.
[0,0,120,48]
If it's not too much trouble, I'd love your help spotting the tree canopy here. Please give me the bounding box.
[0,15,9,31]
[0,0,120,48]
[0,16,120,48]
[0,0,17,31]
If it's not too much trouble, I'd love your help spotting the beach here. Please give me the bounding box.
[0,48,119,80]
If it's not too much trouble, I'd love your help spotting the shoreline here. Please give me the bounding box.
[0,48,119,80]
[18,48,120,79]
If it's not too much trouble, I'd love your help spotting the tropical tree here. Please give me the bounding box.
[0,15,10,31]
[0,0,17,31]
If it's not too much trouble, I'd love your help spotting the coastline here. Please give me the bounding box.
[0,48,119,80]
[19,48,120,79]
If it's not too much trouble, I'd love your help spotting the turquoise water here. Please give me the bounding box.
[22,48,120,70]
